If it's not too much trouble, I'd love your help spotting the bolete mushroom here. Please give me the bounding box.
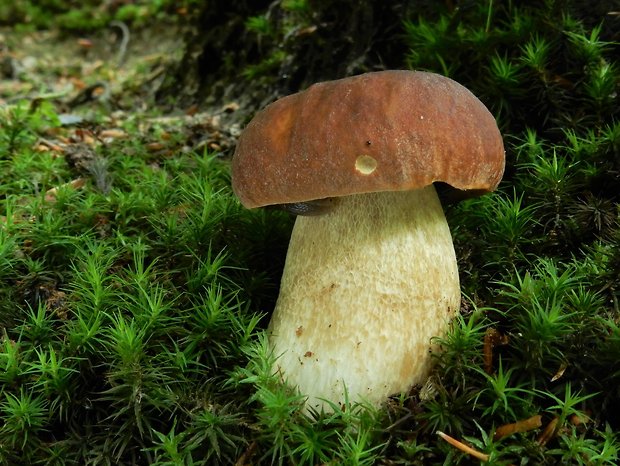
[232,70,504,411]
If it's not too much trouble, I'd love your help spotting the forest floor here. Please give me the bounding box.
[2,26,180,106]
[1,25,241,159]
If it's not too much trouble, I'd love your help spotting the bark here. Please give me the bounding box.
[157,1,415,117]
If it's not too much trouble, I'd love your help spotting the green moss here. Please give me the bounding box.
[0,0,195,31]
[0,0,618,464]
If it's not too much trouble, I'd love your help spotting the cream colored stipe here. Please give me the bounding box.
[268,185,460,411]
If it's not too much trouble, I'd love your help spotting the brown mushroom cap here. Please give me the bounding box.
[232,70,505,209]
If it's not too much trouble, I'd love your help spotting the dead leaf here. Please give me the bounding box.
[99,128,127,139]
[146,142,166,152]
[569,412,590,426]
[73,128,96,145]
[45,178,86,202]
[34,144,51,152]
[77,38,93,49]
[537,417,559,446]
[222,102,240,113]
[550,362,567,382]
[483,327,509,374]
[34,138,64,153]
[185,104,199,116]
[46,289,68,319]
[235,441,257,466]
[64,143,98,172]
[297,25,318,36]
[70,77,87,89]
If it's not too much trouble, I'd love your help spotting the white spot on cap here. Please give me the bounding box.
[355,155,377,175]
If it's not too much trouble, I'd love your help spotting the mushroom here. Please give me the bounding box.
[232,70,505,411]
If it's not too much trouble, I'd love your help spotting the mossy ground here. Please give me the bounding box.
[1,1,619,465]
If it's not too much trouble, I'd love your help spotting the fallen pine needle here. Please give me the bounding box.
[494,414,542,440]
[437,431,490,462]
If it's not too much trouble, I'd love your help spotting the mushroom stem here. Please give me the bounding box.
[268,185,461,411]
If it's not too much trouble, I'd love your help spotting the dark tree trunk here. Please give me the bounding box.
[157,1,416,119]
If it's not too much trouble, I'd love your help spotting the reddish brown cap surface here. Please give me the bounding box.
[232,70,505,208]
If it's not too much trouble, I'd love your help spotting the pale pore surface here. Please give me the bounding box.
[268,186,461,411]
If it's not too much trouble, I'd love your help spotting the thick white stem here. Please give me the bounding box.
[268,185,461,411]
